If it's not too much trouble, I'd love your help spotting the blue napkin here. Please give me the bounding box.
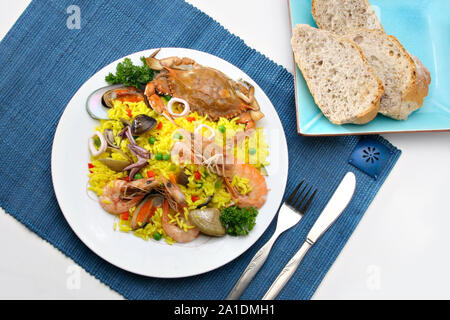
[0,0,400,299]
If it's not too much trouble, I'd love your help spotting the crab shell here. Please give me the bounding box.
[151,64,261,122]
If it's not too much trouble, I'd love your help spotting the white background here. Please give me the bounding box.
[1,0,449,299]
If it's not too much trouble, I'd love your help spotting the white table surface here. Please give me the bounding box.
[1,0,449,300]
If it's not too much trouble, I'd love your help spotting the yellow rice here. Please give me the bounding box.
[88,98,269,244]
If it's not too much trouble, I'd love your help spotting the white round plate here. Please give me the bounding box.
[51,48,289,278]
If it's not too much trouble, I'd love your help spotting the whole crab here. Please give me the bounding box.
[143,49,264,129]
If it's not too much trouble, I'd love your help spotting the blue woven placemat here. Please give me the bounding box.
[0,0,401,300]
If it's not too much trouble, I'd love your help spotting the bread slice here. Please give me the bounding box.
[291,24,383,125]
[312,0,384,35]
[346,29,431,120]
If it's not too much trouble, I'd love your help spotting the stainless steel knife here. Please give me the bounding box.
[261,171,357,300]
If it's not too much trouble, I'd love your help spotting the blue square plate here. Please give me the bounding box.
[288,0,450,136]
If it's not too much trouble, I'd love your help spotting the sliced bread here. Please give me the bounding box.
[291,24,383,125]
[346,29,431,120]
[312,0,384,35]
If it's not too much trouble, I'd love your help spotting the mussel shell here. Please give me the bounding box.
[86,84,123,120]
[189,208,226,237]
[131,114,157,135]
[131,195,164,230]
[196,196,212,209]
[109,147,131,161]
[120,118,131,127]
[104,129,120,149]
[176,171,190,187]
[98,158,131,172]
[102,86,142,109]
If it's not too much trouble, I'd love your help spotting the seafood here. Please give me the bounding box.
[172,128,268,209]
[97,147,132,172]
[175,170,189,187]
[99,175,188,216]
[161,199,199,243]
[189,208,226,236]
[86,85,143,120]
[99,178,160,215]
[89,131,107,157]
[196,196,212,209]
[98,157,131,172]
[161,177,187,212]
[166,97,190,118]
[224,163,268,209]
[104,129,120,149]
[100,176,194,242]
[130,195,164,230]
[102,86,143,108]
[144,51,264,129]
[119,125,151,179]
[130,114,157,135]
[87,52,271,245]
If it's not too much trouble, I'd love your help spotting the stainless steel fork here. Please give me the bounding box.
[226,179,317,300]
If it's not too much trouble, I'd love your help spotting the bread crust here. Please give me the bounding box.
[311,0,385,34]
[398,54,431,119]
[291,25,383,125]
[311,0,323,29]
[313,0,431,121]
[383,34,430,120]
[349,30,430,120]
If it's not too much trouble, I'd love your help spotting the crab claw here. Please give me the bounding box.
[144,82,156,98]
[147,94,165,114]
[144,82,179,126]
[145,48,162,70]
[146,57,164,71]
[237,111,257,130]
[245,121,256,130]
[144,82,166,114]
[250,110,264,122]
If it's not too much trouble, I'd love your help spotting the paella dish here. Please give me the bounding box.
[86,50,270,244]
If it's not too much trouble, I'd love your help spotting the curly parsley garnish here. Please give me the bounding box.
[105,57,154,89]
[220,206,258,236]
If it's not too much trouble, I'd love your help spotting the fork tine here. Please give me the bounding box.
[285,179,304,204]
[293,185,312,211]
[298,188,317,213]
[290,183,308,208]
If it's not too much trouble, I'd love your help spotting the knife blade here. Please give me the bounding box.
[262,171,356,300]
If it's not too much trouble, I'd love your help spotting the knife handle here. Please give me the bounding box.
[226,233,278,300]
[262,240,312,300]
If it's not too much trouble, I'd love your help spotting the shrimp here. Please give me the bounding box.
[224,163,268,209]
[99,178,160,215]
[173,128,268,209]
[161,199,199,243]
[161,177,187,211]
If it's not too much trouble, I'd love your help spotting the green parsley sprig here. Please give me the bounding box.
[105,57,154,89]
[220,206,258,236]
